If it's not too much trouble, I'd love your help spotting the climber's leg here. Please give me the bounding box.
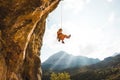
[62,40,65,44]
[58,39,60,42]
[65,35,71,38]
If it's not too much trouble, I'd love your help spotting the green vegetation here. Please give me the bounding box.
[71,67,120,80]
[50,72,71,80]
[42,54,120,80]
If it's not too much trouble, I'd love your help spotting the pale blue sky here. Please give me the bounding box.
[41,0,120,62]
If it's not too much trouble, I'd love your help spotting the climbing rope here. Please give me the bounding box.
[60,1,63,28]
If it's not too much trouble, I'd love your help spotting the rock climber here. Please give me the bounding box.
[57,28,71,44]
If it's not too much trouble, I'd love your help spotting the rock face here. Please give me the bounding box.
[0,0,60,80]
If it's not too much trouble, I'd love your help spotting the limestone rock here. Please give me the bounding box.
[0,0,60,80]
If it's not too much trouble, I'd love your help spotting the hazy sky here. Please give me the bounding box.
[41,0,120,62]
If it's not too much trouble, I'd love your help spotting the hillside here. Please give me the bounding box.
[42,54,120,80]
[42,51,100,70]
[71,54,120,80]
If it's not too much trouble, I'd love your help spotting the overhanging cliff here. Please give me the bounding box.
[0,0,60,80]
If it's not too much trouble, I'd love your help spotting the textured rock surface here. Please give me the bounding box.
[0,0,60,80]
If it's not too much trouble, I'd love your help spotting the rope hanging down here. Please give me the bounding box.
[60,1,63,28]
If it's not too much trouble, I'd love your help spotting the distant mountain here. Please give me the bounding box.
[88,54,120,69]
[70,54,120,80]
[42,52,120,80]
[112,52,120,57]
[42,51,100,70]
